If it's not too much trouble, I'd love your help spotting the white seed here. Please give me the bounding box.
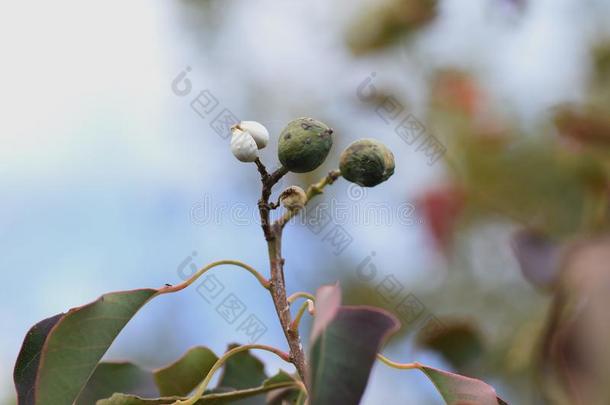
[238,121,269,149]
[230,129,258,162]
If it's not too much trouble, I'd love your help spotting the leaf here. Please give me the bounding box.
[308,285,505,404]
[346,0,437,54]
[266,387,303,405]
[14,288,159,405]
[217,344,267,389]
[554,105,610,147]
[418,365,506,405]
[153,346,218,397]
[453,134,605,236]
[310,283,341,342]
[97,371,299,405]
[418,184,465,252]
[416,320,483,371]
[540,236,610,404]
[263,371,305,405]
[75,362,158,405]
[216,344,267,405]
[308,284,400,405]
[13,314,63,405]
[511,229,563,290]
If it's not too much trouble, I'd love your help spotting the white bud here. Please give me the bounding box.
[230,129,258,162]
[235,121,269,149]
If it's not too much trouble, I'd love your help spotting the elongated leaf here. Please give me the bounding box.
[218,344,267,389]
[217,343,267,405]
[308,285,399,405]
[419,365,506,405]
[266,387,302,405]
[310,284,341,343]
[76,362,157,405]
[154,347,218,397]
[416,320,483,371]
[14,288,159,405]
[97,371,299,405]
[13,314,63,405]
[266,378,307,405]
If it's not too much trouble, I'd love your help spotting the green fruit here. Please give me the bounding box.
[278,117,333,173]
[339,139,395,187]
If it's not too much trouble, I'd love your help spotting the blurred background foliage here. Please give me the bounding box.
[3,0,610,403]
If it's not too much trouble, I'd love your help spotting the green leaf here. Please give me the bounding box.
[97,371,299,405]
[14,288,158,405]
[266,383,306,405]
[308,285,399,405]
[75,362,157,405]
[216,344,267,405]
[13,314,63,405]
[310,283,341,343]
[345,0,437,55]
[454,135,605,236]
[419,365,506,405]
[416,320,483,371]
[153,347,218,397]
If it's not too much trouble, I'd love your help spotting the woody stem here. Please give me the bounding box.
[254,159,308,382]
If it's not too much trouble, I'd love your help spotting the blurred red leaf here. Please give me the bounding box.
[419,184,465,251]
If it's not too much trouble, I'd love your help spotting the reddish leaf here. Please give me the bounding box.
[419,184,465,251]
[308,284,400,405]
[418,365,505,405]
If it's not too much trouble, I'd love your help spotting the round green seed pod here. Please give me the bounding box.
[278,117,333,173]
[339,139,395,187]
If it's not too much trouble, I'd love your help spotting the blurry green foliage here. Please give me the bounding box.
[346,0,437,55]
[416,320,484,372]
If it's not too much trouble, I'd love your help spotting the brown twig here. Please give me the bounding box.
[254,161,342,384]
[254,158,308,381]
[255,159,288,241]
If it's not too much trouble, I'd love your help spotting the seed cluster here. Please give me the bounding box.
[230,117,395,192]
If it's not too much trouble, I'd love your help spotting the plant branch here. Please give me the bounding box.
[377,354,420,370]
[255,158,288,241]
[274,170,341,230]
[159,259,270,294]
[266,228,308,382]
[172,344,291,405]
[287,291,316,304]
[305,169,342,200]
[289,299,315,332]
[254,158,309,382]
